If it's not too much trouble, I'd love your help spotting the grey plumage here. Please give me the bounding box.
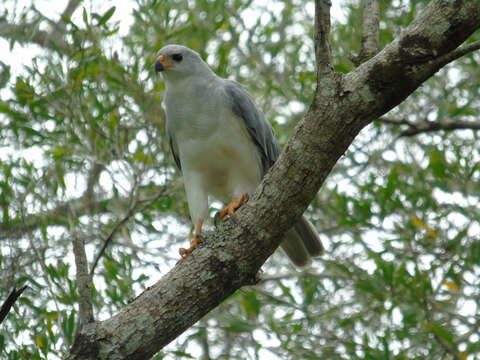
[224,80,280,173]
[155,44,323,267]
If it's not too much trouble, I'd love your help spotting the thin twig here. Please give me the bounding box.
[26,229,70,346]
[61,0,83,23]
[89,188,172,277]
[422,282,462,360]
[258,271,342,284]
[89,207,136,277]
[197,319,211,360]
[378,117,480,137]
[439,39,480,64]
[0,286,28,325]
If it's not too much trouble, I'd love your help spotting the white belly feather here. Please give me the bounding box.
[178,111,262,203]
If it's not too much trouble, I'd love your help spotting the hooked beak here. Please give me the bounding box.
[155,54,173,73]
[155,60,164,72]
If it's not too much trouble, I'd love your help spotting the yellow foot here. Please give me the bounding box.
[215,193,249,223]
[178,234,205,260]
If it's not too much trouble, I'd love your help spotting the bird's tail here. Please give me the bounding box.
[280,216,324,268]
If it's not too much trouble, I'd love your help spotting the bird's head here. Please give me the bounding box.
[155,44,212,80]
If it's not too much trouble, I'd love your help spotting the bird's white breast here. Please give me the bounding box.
[166,79,262,202]
[178,108,262,202]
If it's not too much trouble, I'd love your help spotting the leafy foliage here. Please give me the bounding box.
[0,0,479,359]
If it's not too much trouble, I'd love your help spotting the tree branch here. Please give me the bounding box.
[379,117,480,137]
[72,236,94,327]
[0,286,27,325]
[61,0,83,23]
[0,21,71,53]
[314,0,333,77]
[435,39,480,64]
[0,0,82,54]
[0,183,182,241]
[352,0,380,65]
[89,186,174,276]
[66,1,480,359]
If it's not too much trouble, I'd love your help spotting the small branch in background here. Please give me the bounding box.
[1,180,184,242]
[72,236,94,327]
[0,0,83,54]
[83,162,105,213]
[89,188,173,277]
[26,231,70,345]
[314,0,333,76]
[198,319,211,360]
[61,0,83,23]
[438,39,480,64]
[89,207,135,277]
[352,0,380,65]
[421,288,462,360]
[258,271,339,284]
[379,117,480,137]
[0,286,28,325]
[0,22,71,53]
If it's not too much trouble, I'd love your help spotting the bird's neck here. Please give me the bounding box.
[164,64,216,85]
[164,71,217,93]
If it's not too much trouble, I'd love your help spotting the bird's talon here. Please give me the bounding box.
[216,193,249,223]
[178,234,205,260]
[179,247,189,258]
[192,234,204,247]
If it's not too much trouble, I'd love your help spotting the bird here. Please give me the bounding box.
[155,44,323,267]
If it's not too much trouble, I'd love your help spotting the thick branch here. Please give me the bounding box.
[67,1,480,359]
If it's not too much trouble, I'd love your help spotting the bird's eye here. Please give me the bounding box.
[172,53,183,62]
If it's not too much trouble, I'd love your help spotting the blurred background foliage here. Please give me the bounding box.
[0,0,479,359]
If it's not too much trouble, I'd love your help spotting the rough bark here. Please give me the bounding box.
[66,1,480,359]
[352,0,380,65]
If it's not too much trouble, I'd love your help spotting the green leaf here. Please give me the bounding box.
[98,6,116,26]
[14,78,35,105]
[226,319,254,333]
[169,351,195,359]
[62,310,76,344]
[429,149,446,178]
[131,151,154,165]
[424,322,455,347]
[82,7,88,26]
[241,291,260,318]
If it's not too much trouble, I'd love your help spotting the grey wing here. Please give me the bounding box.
[168,133,182,171]
[223,80,281,175]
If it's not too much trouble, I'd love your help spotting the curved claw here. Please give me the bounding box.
[178,234,205,260]
[216,193,249,223]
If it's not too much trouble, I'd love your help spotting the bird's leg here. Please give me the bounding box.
[179,219,204,259]
[214,193,249,225]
